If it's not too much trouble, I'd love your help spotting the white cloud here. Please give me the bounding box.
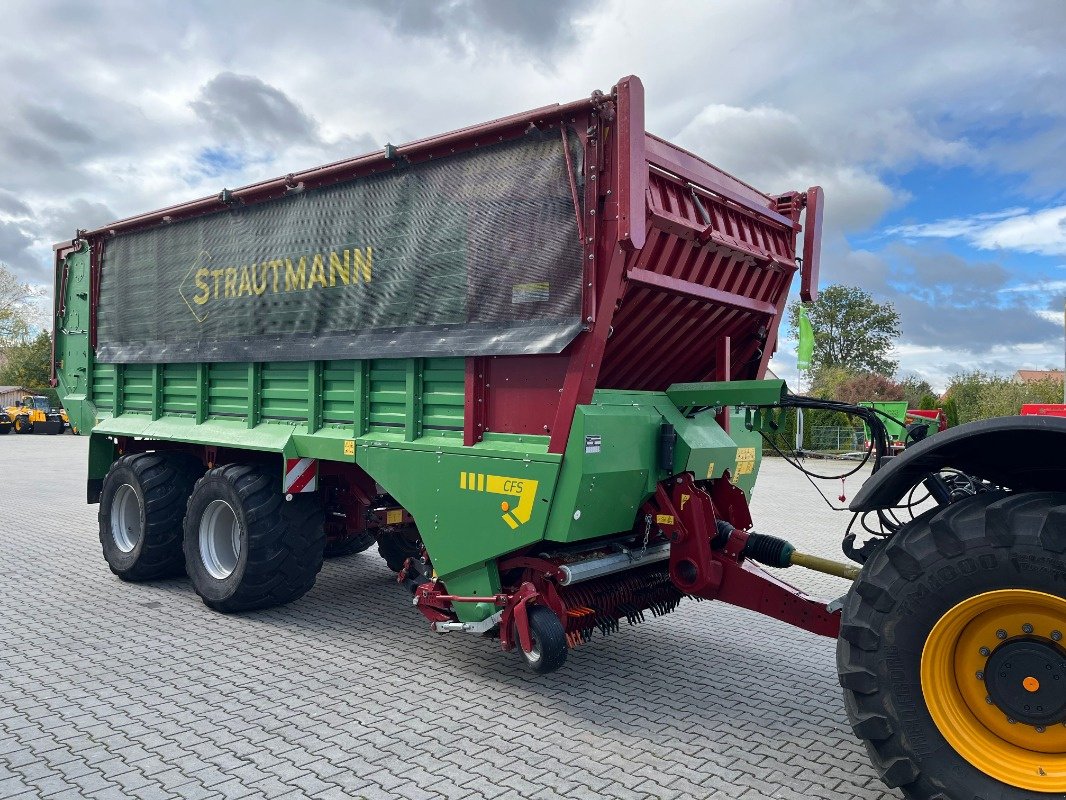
[888,206,1066,257]
[1,0,1065,388]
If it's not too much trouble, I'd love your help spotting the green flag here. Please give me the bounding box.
[797,305,814,372]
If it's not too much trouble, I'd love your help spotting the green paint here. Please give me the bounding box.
[666,379,786,411]
[57,256,779,624]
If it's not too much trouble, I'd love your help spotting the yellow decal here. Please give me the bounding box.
[386,509,404,525]
[705,461,716,479]
[655,514,675,526]
[459,471,540,530]
[343,440,355,456]
[680,493,690,511]
[736,446,756,476]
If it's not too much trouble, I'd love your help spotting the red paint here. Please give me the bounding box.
[66,75,820,465]
[800,186,824,303]
[1020,404,1066,418]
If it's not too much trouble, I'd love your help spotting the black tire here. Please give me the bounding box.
[377,526,422,572]
[98,453,203,581]
[517,606,568,675]
[14,415,31,434]
[323,532,376,559]
[0,424,9,435]
[183,464,325,613]
[838,491,1066,800]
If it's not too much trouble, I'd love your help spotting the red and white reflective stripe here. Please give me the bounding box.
[283,458,318,493]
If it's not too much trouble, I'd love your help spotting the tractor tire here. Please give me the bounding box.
[98,453,203,581]
[14,415,31,434]
[0,424,9,435]
[517,606,568,675]
[838,491,1066,799]
[183,464,325,613]
[377,526,422,572]
[323,532,376,558]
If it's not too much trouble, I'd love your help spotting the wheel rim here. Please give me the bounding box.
[520,630,543,665]
[110,483,142,553]
[199,499,242,580]
[922,589,1066,792]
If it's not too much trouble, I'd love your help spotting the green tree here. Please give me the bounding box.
[0,262,34,343]
[810,367,903,404]
[942,371,1062,424]
[788,284,901,374]
[899,374,935,408]
[0,331,53,389]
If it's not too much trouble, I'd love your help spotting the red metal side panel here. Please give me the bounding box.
[598,159,799,391]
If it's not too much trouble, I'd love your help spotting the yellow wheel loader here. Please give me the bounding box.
[1,395,65,435]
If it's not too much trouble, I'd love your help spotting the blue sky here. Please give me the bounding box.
[0,1,1063,390]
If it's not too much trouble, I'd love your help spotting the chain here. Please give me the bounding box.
[636,514,652,561]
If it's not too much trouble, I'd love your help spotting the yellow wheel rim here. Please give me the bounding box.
[922,589,1066,792]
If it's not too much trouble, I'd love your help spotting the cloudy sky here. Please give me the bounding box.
[2,0,1063,389]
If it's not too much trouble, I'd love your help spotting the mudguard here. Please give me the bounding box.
[850,415,1066,512]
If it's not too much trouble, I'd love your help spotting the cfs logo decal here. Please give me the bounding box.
[459,472,539,530]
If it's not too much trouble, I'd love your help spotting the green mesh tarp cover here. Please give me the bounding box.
[96,131,583,363]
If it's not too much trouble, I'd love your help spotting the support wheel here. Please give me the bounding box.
[838,491,1066,798]
[98,453,203,581]
[324,532,376,559]
[518,606,568,675]
[377,526,422,572]
[184,464,325,612]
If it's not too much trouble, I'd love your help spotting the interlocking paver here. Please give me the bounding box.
[0,435,899,799]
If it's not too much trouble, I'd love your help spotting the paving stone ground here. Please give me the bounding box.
[0,434,898,799]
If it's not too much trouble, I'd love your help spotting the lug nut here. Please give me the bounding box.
[1007,717,1017,724]
[1053,630,1062,642]
[1036,726,1046,733]
[976,671,984,680]
[979,647,991,657]
[985,696,993,705]
[996,629,1008,640]
[1022,623,1034,634]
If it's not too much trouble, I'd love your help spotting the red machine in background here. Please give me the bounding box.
[1020,403,1066,417]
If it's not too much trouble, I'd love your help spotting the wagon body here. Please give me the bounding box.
[54,75,822,622]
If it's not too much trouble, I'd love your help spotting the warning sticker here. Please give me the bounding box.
[512,282,549,304]
[584,435,601,454]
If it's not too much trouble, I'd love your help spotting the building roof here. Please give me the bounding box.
[1014,369,1065,383]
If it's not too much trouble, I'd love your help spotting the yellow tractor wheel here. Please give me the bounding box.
[839,491,1066,799]
[923,589,1066,792]
[13,415,32,434]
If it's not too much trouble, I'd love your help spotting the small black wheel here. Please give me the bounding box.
[377,526,422,572]
[98,453,203,581]
[839,491,1066,799]
[323,532,376,559]
[517,606,568,675]
[184,464,325,613]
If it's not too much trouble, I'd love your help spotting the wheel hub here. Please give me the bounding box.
[921,589,1066,792]
[985,637,1066,727]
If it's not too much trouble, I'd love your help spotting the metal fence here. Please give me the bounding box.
[808,425,864,453]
